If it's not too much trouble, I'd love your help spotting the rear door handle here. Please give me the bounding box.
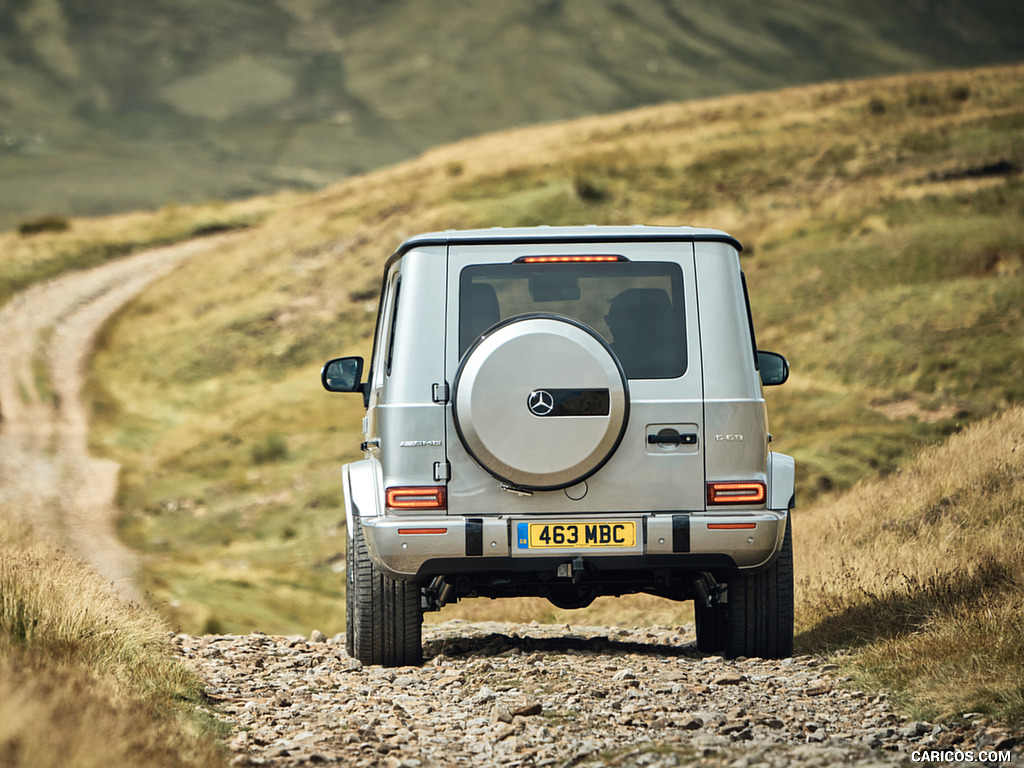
[647,433,697,445]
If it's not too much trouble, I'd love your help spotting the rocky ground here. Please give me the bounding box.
[175,621,1021,768]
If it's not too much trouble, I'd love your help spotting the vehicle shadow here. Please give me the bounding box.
[423,629,703,661]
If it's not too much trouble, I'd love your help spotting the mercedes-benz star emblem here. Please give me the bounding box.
[527,389,555,416]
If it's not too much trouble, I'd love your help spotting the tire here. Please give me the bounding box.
[723,515,794,659]
[345,530,356,659]
[346,520,423,666]
[383,573,424,667]
[347,520,383,664]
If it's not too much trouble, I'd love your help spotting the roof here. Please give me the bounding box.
[389,225,742,264]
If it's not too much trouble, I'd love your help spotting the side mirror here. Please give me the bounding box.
[321,357,365,393]
[757,351,789,386]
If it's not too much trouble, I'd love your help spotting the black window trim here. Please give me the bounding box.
[385,277,402,377]
[741,271,759,370]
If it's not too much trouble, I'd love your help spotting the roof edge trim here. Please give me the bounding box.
[386,230,743,268]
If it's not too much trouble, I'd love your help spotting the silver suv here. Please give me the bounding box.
[322,226,794,666]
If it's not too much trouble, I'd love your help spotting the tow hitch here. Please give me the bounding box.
[556,556,586,585]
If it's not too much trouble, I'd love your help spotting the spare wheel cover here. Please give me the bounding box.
[453,313,629,490]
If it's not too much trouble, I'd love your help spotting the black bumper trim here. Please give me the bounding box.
[465,518,483,556]
[672,514,690,553]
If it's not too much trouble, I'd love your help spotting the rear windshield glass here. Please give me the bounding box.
[459,261,686,379]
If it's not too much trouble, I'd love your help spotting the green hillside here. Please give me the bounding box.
[72,64,1024,640]
[2,0,1022,230]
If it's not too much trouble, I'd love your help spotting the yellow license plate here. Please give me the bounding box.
[518,521,637,549]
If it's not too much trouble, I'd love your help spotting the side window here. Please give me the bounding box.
[368,270,401,388]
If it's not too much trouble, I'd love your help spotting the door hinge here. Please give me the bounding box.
[500,484,533,497]
[433,461,451,482]
[432,382,450,403]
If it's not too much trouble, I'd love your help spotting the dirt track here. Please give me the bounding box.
[0,235,234,601]
[177,622,1022,767]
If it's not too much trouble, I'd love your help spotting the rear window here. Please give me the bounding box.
[459,260,686,379]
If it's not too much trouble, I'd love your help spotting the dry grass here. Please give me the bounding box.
[795,405,1024,725]
[0,516,227,768]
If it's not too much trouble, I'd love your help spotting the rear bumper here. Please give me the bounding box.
[360,511,788,581]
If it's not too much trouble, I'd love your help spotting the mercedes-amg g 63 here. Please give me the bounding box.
[322,226,793,666]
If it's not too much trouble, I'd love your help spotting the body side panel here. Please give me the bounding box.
[694,241,770,491]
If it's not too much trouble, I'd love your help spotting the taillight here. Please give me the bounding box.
[514,255,626,264]
[385,486,447,510]
[706,481,766,505]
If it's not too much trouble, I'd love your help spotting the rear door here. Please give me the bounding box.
[443,239,705,516]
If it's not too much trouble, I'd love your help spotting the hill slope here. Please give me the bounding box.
[2,0,1023,229]
[0,62,1020,729]
[796,403,1024,726]
[75,64,1024,640]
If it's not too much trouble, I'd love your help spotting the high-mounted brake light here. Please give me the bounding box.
[707,481,767,505]
[515,255,626,264]
[385,486,447,510]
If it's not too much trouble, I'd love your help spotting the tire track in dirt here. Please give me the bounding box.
[0,234,239,601]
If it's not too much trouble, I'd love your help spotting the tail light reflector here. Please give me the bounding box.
[385,486,447,510]
[707,522,758,530]
[707,481,766,505]
[397,528,448,535]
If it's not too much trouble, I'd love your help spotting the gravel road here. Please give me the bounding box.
[0,234,238,600]
[176,621,1021,768]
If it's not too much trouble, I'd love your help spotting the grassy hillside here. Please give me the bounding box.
[797,404,1024,726]
[79,64,1024,647]
[2,0,1022,230]
[0,517,226,768]
[0,195,293,308]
